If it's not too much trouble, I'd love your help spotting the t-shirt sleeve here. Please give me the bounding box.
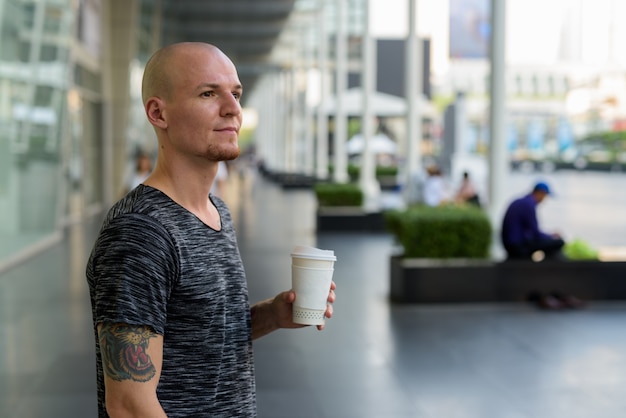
[90,213,178,335]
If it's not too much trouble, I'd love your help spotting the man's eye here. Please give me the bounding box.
[232,92,241,101]
[202,91,215,97]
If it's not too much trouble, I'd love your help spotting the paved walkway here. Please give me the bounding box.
[2,170,626,417]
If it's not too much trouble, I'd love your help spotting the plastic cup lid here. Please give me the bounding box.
[291,245,336,261]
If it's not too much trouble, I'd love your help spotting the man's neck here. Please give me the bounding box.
[144,164,220,224]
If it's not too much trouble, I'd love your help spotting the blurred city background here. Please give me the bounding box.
[2,0,626,270]
[2,0,626,417]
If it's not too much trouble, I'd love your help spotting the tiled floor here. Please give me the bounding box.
[2,171,626,417]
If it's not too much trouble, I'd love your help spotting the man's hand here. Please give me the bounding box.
[274,281,337,331]
[251,281,337,339]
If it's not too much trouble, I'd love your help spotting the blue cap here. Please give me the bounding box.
[533,181,552,195]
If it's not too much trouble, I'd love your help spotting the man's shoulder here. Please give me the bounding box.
[504,195,532,216]
[96,187,181,246]
[108,186,181,222]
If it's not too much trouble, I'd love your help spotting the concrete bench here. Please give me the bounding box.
[389,255,626,303]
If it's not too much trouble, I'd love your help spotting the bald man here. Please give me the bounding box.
[86,42,336,417]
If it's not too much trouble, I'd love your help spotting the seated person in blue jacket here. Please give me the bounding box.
[501,181,565,261]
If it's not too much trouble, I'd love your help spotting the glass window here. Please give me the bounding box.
[44,5,65,34]
[40,45,59,62]
[74,64,101,94]
[0,0,75,265]
[34,85,54,106]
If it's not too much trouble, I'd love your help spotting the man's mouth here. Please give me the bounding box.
[216,127,238,133]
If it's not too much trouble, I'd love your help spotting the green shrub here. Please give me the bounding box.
[343,164,398,181]
[384,205,492,258]
[563,238,599,260]
[347,164,360,179]
[314,183,363,207]
[375,165,398,177]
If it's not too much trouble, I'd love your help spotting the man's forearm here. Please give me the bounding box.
[106,397,168,418]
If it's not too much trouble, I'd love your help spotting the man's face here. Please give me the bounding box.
[162,46,243,162]
[535,191,548,203]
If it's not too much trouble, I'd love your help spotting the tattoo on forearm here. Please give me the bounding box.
[99,323,157,382]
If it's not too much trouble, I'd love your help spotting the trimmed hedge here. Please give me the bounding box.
[314,182,364,207]
[385,205,492,258]
[329,164,399,181]
[582,130,626,144]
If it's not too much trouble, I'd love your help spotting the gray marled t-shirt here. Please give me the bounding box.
[86,185,256,417]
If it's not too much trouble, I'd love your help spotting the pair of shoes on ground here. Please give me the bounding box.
[527,291,586,310]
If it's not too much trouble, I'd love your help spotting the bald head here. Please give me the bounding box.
[141,42,231,105]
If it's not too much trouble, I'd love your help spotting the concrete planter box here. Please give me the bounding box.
[390,256,497,303]
[258,168,317,189]
[390,255,626,304]
[316,207,386,232]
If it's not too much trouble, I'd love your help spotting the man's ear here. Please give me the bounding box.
[145,97,167,129]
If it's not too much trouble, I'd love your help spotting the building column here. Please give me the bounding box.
[488,0,508,233]
[332,0,349,183]
[102,0,140,207]
[315,0,329,180]
[404,0,423,204]
[359,0,380,211]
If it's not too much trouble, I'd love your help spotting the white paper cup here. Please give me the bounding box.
[290,246,336,325]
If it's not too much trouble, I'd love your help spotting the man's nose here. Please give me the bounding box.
[221,95,241,117]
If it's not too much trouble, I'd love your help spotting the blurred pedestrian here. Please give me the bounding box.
[124,151,153,194]
[501,181,581,310]
[455,171,480,207]
[210,160,229,199]
[501,181,565,261]
[423,165,450,207]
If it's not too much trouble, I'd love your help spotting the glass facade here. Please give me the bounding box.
[0,0,105,269]
[0,0,165,271]
[0,0,73,264]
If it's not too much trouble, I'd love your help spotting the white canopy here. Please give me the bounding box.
[320,87,434,117]
[346,133,397,155]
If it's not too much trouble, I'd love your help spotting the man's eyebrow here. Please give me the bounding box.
[197,83,243,91]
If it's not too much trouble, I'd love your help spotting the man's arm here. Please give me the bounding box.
[98,322,167,417]
[250,281,336,340]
